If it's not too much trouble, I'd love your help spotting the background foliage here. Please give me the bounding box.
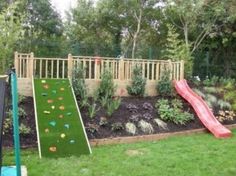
[1,0,236,78]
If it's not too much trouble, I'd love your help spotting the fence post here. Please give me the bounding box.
[68,54,73,78]
[119,59,124,80]
[168,59,172,80]
[14,51,18,75]
[28,52,34,78]
[180,60,184,80]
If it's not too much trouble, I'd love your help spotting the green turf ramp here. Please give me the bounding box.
[33,79,91,158]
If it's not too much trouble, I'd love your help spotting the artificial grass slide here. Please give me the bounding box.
[33,79,91,158]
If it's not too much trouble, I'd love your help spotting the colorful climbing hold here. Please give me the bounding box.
[58,114,64,119]
[70,140,75,144]
[60,133,66,139]
[52,90,57,94]
[41,80,46,83]
[49,146,57,152]
[43,110,50,114]
[49,121,56,127]
[43,84,49,89]
[64,124,70,129]
[47,99,53,103]
[45,128,49,133]
[51,106,55,110]
[41,93,48,96]
[58,97,63,101]
[66,112,72,116]
[60,87,65,91]
[59,105,65,110]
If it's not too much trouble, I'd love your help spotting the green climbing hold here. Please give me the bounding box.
[66,112,72,116]
[49,121,56,127]
[70,140,75,144]
[41,80,46,83]
[43,110,50,114]
[52,90,57,94]
[41,93,48,96]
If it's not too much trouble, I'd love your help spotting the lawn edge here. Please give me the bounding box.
[90,124,236,146]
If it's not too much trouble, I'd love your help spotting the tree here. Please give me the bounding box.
[0,2,23,73]
[18,0,64,57]
[164,0,225,54]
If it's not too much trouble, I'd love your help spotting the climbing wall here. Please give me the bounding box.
[33,79,91,158]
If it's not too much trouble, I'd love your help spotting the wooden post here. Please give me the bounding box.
[14,51,19,75]
[168,59,172,80]
[68,54,73,78]
[28,52,34,78]
[180,60,184,80]
[119,59,124,80]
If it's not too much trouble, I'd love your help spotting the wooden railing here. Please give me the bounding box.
[14,52,184,81]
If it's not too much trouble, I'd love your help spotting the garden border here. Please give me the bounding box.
[89,124,236,146]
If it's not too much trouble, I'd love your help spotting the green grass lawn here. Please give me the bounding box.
[3,129,236,176]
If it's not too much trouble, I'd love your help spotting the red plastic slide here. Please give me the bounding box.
[175,79,231,138]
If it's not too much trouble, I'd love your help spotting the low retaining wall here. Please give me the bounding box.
[18,78,158,97]
[90,124,236,146]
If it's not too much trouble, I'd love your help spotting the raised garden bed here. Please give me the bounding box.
[3,95,236,148]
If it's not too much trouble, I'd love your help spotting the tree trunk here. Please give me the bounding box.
[132,9,142,59]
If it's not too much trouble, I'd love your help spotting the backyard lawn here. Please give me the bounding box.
[2,129,236,176]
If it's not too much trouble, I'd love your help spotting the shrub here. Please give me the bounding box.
[217,100,231,110]
[171,98,183,109]
[72,66,88,108]
[106,97,121,117]
[156,98,194,125]
[111,122,124,131]
[99,117,108,126]
[127,65,146,96]
[156,69,173,97]
[193,88,205,98]
[88,103,99,119]
[19,123,31,135]
[98,69,116,99]
[86,123,99,134]
[203,87,218,94]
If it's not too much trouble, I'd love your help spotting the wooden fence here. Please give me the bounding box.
[14,52,184,81]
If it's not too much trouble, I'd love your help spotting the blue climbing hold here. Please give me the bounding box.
[49,121,56,127]
[64,124,70,129]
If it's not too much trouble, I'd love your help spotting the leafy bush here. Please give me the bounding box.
[88,103,99,119]
[19,123,31,135]
[126,103,138,113]
[127,65,146,96]
[205,94,218,106]
[171,98,183,109]
[193,88,205,98]
[142,102,153,111]
[86,123,99,134]
[99,117,108,126]
[72,66,88,108]
[156,69,173,97]
[156,99,194,125]
[98,69,116,99]
[106,97,121,117]
[111,122,124,131]
[217,100,231,110]
[203,87,218,94]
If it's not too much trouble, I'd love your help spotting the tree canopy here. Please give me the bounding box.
[1,0,236,78]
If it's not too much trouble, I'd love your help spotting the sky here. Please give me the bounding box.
[50,0,77,18]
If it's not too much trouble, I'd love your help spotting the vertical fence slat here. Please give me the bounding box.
[56,59,59,78]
